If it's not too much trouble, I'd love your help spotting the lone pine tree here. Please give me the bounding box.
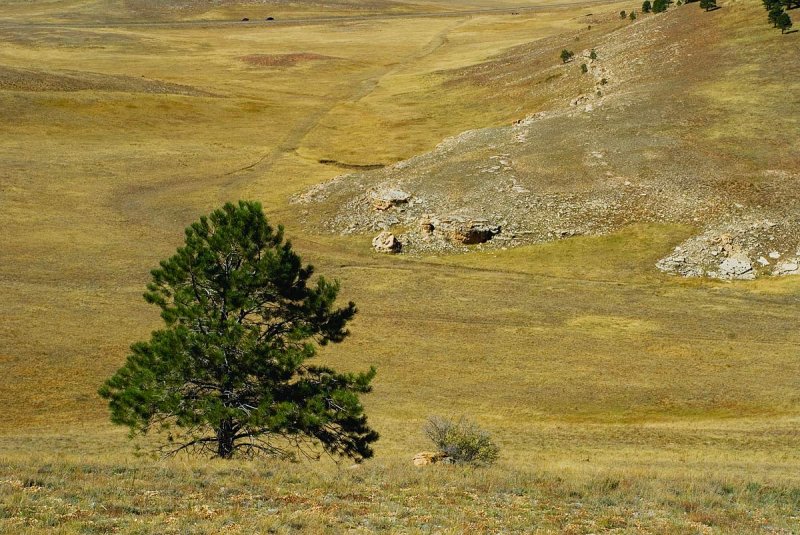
[99,201,378,461]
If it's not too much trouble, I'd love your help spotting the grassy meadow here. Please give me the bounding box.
[1,0,799,532]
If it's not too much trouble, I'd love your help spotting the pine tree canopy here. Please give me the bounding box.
[99,201,378,461]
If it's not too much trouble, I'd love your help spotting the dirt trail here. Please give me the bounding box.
[218,17,468,193]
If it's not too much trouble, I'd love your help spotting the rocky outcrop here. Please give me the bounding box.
[717,253,755,280]
[449,220,501,245]
[656,217,800,280]
[372,231,402,254]
[371,188,411,211]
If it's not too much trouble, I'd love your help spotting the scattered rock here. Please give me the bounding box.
[372,231,402,254]
[769,251,781,259]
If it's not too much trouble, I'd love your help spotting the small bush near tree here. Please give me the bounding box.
[620,9,627,17]
[589,49,598,60]
[629,10,637,19]
[560,49,575,63]
[777,11,792,32]
[424,416,500,466]
[642,0,652,12]
[581,63,588,73]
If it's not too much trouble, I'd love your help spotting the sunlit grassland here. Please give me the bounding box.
[0,0,799,532]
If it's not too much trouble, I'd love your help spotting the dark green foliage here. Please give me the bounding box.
[629,10,637,19]
[581,63,588,74]
[560,49,575,63]
[589,49,598,60]
[99,201,378,461]
[642,0,652,12]
[620,9,627,18]
[769,4,785,26]
[424,416,500,466]
[652,0,669,13]
[777,11,792,32]
[700,0,716,10]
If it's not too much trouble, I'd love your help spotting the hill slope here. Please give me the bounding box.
[298,1,800,280]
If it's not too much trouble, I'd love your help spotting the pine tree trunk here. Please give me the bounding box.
[217,419,235,459]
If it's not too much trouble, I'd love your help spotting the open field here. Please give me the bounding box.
[1,0,799,532]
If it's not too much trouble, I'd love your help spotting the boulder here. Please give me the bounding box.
[413,451,450,466]
[774,262,799,276]
[371,189,411,211]
[419,214,435,235]
[449,221,501,245]
[372,231,402,254]
[718,253,755,280]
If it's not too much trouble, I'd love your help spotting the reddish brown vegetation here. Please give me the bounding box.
[240,53,334,67]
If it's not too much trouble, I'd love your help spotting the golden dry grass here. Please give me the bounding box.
[0,0,799,532]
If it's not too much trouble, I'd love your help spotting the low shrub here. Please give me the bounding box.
[424,416,500,466]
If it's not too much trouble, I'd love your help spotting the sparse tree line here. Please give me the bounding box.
[564,0,793,65]
[763,0,794,34]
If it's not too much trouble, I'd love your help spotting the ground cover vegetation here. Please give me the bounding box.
[0,0,799,532]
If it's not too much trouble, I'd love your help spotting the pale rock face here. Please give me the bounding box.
[718,254,755,280]
[774,262,799,275]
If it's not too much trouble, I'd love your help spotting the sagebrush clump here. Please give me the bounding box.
[424,416,499,466]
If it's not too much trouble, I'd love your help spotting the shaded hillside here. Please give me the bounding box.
[297,1,800,279]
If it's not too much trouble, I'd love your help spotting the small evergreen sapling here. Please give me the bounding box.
[777,11,792,32]
[700,0,717,10]
[769,4,785,26]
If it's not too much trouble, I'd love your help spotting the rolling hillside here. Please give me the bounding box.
[0,0,799,532]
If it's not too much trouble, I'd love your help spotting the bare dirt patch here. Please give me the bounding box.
[240,53,337,68]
